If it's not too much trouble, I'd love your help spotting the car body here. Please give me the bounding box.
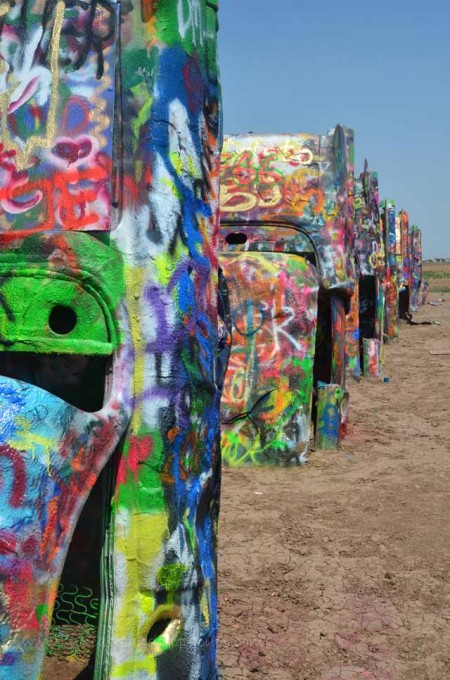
[219,126,355,461]
[0,1,223,678]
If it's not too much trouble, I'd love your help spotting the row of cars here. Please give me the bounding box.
[0,2,424,677]
[218,127,424,466]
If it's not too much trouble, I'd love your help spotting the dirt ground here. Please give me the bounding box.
[44,283,450,680]
[217,290,450,680]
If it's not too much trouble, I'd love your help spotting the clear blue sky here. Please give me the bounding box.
[218,0,450,258]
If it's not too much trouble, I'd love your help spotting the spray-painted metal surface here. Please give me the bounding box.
[362,338,382,378]
[347,162,385,379]
[345,279,361,380]
[220,224,317,259]
[354,164,385,279]
[219,127,355,459]
[331,295,347,387]
[315,383,345,450]
[399,211,411,290]
[396,210,411,315]
[220,126,354,462]
[381,199,398,340]
[410,225,423,312]
[375,277,385,345]
[0,1,222,678]
[0,1,115,234]
[220,127,355,292]
[220,251,319,465]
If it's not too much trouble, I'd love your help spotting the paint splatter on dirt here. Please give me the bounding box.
[217,292,450,680]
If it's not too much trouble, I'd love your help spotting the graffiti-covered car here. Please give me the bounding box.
[219,247,319,465]
[381,198,399,341]
[0,1,223,678]
[410,225,423,311]
[396,210,412,316]
[347,161,385,378]
[219,126,355,463]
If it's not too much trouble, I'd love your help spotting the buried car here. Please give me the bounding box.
[0,1,223,679]
[381,198,399,341]
[410,225,423,312]
[347,161,386,379]
[396,210,412,317]
[219,126,355,464]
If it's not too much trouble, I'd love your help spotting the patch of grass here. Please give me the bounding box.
[422,263,450,292]
[424,271,450,279]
